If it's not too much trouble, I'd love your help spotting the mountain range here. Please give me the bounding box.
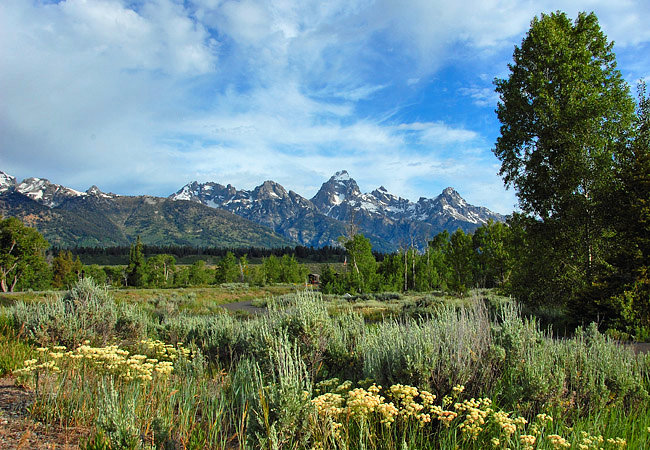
[1,170,504,251]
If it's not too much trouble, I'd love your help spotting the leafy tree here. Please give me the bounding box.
[215,251,239,284]
[83,264,108,285]
[174,266,190,287]
[103,265,126,287]
[472,220,513,288]
[188,260,212,286]
[279,254,306,283]
[52,250,83,289]
[262,254,281,283]
[342,234,376,293]
[427,231,451,290]
[0,217,50,292]
[604,83,650,331]
[127,236,145,287]
[493,11,635,306]
[145,254,176,287]
[446,229,475,294]
[239,255,249,283]
[377,253,404,292]
[320,264,346,294]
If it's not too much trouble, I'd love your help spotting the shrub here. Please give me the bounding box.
[11,278,150,347]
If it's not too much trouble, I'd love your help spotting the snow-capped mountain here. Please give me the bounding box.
[2,168,504,250]
[0,171,17,193]
[310,170,503,230]
[85,185,119,199]
[15,177,84,207]
[0,170,121,208]
[0,171,291,249]
[171,171,505,250]
[170,180,357,248]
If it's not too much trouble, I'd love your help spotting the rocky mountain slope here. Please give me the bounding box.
[0,171,292,248]
[1,169,505,251]
[171,170,504,251]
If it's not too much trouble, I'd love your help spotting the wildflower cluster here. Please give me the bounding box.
[547,434,571,449]
[575,431,627,449]
[13,340,188,385]
[13,358,58,376]
[454,397,492,440]
[139,338,190,362]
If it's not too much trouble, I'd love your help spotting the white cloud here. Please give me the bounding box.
[459,87,501,108]
[1,0,649,217]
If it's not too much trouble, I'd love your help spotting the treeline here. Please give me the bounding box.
[51,237,313,289]
[321,220,511,296]
[0,218,321,291]
[53,244,349,264]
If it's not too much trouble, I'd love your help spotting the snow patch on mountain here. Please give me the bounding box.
[0,171,17,192]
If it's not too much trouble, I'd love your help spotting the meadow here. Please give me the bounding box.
[1,278,649,449]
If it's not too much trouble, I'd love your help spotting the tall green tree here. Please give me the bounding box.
[472,220,513,289]
[445,229,475,294]
[0,217,50,292]
[493,11,635,305]
[342,234,377,293]
[215,251,239,284]
[145,254,176,287]
[127,236,145,287]
[605,83,650,330]
[52,250,82,289]
[188,260,212,286]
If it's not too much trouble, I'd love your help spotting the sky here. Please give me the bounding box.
[1,0,649,215]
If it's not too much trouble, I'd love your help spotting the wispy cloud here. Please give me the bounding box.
[1,0,649,215]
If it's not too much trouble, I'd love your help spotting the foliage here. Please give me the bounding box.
[10,278,149,348]
[51,250,83,289]
[126,236,145,288]
[215,251,240,284]
[491,11,650,334]
[0,217,50,292]
[5,283,650,449]
[144,254,175,287]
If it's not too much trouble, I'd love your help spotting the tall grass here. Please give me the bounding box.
[5,279,650,448]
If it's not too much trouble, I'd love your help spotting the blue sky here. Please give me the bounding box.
[1,0,649,214]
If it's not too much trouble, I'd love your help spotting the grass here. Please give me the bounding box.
[3,279,650,449]
[0,315,36,376]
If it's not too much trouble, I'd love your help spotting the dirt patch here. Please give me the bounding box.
[625,342,650,354]
[220,300,267,314]
[0,377,88,449]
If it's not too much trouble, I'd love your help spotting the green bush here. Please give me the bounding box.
[11,278,151,347]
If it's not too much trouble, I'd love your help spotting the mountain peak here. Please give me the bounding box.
[0,170,17,192]
[254,180,288,199]
[311,170,362,212]
[14,177,85,207]
[332,170,350,181]
[86,185,102,195]
[86,185,118,199]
